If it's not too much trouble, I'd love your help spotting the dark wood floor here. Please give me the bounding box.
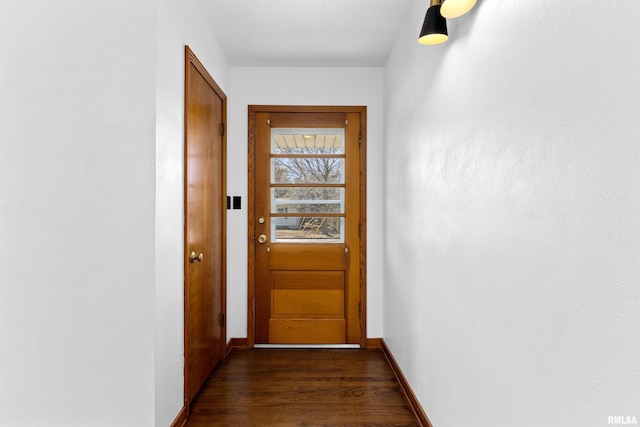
[184,348,419,426]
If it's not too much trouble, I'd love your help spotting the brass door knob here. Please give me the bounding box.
[257,234,268,244]
[189,251,204,263]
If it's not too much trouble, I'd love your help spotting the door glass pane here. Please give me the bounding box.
[272,158,344,184]
[272,187,344,214]
[272,128,344,155]
[270,127,346,244]
[272,217,344,243]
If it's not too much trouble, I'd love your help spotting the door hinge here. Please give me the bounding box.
[358,301,362,318]
[219,123,225,137]
[358,223,362,238]
[358,132,362,146]
[219,313,225,327]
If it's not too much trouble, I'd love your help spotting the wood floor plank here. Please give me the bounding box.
[185,349,419,426]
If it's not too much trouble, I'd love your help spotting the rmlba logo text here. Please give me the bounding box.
[609,416,638,425]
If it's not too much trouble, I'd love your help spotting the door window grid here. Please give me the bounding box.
[270,128,346,243]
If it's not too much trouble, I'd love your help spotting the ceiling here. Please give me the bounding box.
[193,0,415,67]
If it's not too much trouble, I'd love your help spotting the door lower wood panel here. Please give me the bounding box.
[269,245,347,343]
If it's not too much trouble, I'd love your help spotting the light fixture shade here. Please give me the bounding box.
[418,5,448,45]
[440,0,477,18]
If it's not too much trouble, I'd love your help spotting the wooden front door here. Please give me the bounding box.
[249,106,366,345]
[184,46,226,406]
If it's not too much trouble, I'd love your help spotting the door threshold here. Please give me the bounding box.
[254,344,361,349]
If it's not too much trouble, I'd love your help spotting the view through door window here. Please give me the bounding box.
[270,128,345,243]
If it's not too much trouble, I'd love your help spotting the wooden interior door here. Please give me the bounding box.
[184,46,226,407]
[250,107,365,345]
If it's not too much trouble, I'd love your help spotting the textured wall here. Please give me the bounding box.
[228,67,385,339]
[383,1,640,425]
[0,1,157,425]
[155,0,231,425]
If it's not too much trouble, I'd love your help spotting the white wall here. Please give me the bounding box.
[383,1,640,426]
[155,0,230,425]
[227,67,384,339]
[0,1,157,426]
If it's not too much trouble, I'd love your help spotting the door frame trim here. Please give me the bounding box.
[247,105,367,348]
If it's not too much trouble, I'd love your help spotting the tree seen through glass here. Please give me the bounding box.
[273,147,343,238]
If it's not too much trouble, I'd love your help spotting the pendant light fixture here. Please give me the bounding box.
[440,0,477,19]
[418,0,448,45]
